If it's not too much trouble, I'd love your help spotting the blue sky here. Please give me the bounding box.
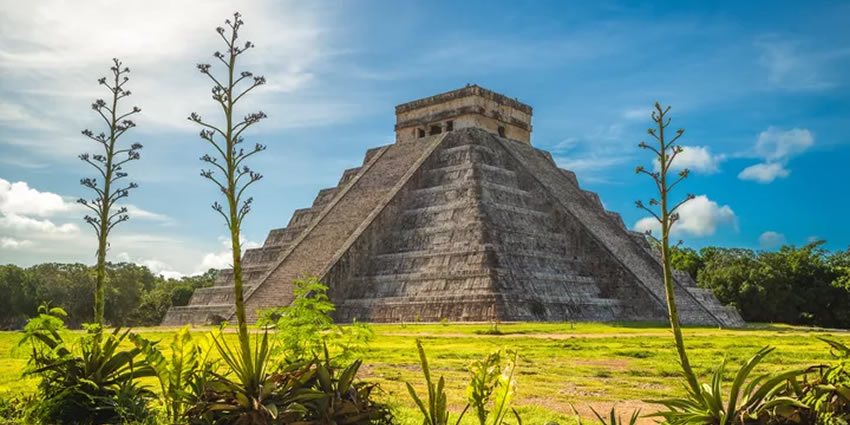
[1,0,848,276]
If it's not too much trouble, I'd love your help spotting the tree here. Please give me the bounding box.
[189,12,267,362]
[634,102,698,391]
[77,58,143,326]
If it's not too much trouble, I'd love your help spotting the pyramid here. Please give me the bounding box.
[162,86,744,327]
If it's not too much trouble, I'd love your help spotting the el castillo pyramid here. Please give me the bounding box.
[162,85,744,327]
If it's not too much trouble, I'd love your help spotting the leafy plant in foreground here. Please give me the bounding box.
[258,276,373,364]
[296,348,394,425]
[20,313,155,425]
[187,330,310,425]
[406,340,521,425]
[571,404,640,425]
[650,346,807,425]
[797,337,850,424]
[130,325,215,423]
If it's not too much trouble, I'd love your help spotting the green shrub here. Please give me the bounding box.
[130,325,215,423]
[649,346,808,425]
[20,308,156,425]
[406,340,521,425]
[571,404,640,425]
[797,337,850,424]
[296,349,394,425]
[257,276,372,364]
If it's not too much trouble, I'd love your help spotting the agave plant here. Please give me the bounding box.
[296,347,394,425]
[21,318,155,425]
[796,337,850,424]
[187,330,318,425]
[571,404,640,425]
[650,346,807,425]
[130,325,215,423]
[406,340,455,425]
[406,340,522,425]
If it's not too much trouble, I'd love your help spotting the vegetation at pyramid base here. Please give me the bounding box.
[0,263,216,329]
[671,241,850,328]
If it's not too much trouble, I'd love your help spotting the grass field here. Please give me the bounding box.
[1,322,845,424]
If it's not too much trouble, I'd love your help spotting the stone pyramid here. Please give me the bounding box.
[162,85,744,327]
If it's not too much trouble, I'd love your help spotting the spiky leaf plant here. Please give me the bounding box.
[650,346,807,425]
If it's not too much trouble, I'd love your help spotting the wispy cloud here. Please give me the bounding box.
[738,127,813,183]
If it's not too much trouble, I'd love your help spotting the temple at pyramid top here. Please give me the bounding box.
[163,85,744,328]
[395,85,533,144]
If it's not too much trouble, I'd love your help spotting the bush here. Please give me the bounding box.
[797,337,850,424]
[406,340,521,425]
[19,306,156,425]
[258,276,372,364]
[649,346,808,425]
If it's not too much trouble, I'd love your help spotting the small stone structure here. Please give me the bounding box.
[162,85,744,327]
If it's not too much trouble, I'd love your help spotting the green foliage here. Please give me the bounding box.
[0,263,216,329]
[681,242,850,328]
[258,276,373,363]
[650,346,808,425]
[297,351,394,425]
[20,312,155,424]
[406,341,521,425]
[130,325,215,423]
[670,246,704,280]
[571,405,640,425]
[187,330,295,424]
[467,350,520,425]
[797,337,850,424]
[406,340,454,425]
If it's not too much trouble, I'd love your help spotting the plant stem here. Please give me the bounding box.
[656,110,698,392]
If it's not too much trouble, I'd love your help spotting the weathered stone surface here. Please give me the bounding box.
[163,86,744,328]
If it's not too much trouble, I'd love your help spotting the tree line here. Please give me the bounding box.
[672,240,850,328]
[0,262,216,329]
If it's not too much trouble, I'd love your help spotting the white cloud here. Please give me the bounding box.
[754,127,814,162]
[633,195,737,238]
[197,235,261,273]
[654,145,725,174]
[738,127,813,183]
[755,38,836,91]
[622,107,651,121]
[759,231,787,249]
[0,237,33,249]
[0,178,72,216]
[737,162,790,183]
[0,213,79,235]
[807,235,821,243]
[123,204,174,225]
[113,251,185,279]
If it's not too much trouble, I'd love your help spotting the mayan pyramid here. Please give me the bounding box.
[162,85,744,327]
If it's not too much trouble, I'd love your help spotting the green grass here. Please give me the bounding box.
[1,322,844,424]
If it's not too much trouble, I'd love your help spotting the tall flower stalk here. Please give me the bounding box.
[634,102,698,391]
[78,58,143,326]
[189,12,267,362]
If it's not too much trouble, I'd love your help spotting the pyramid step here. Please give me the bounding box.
[264,225,308,246]
[408,181,533,210]
[434,144,509,168]
[243,245,284,264]
[423,162,519,188]
[188,285,255,306]
[312,188,338,209]
[287,208,319,227]
[338,167,361,186]
[161,304,233,326]
[241,135,446,321]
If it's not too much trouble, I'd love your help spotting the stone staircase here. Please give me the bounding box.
[333,128,667,323]
[160,145,393,326]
